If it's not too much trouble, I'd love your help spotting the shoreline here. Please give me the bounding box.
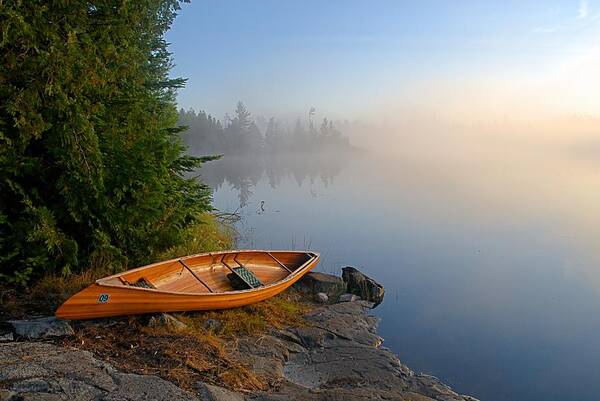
[0,269,478,401]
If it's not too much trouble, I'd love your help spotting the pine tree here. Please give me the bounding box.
[234,101,252,131]
[0,1,214,285]
[265,117,280,152]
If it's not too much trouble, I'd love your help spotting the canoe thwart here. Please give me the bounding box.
[178,259,213,293]
[267,252,293,273]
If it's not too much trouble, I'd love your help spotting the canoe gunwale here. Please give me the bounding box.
[94,250,319,297]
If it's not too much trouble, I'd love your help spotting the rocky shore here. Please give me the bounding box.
[0,268,478,401]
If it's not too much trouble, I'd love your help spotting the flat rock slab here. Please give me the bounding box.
[244,301,477,401]
[7,317,74,339]
[0,342,200,401]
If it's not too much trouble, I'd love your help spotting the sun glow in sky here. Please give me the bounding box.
[167,0,600,123]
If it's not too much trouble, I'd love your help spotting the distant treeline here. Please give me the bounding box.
[178,102,352,155]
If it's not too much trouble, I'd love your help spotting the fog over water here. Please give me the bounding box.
[167,2,600,399]
[192,119,600,401]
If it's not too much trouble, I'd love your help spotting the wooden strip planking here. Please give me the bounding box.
[55,250,320,319]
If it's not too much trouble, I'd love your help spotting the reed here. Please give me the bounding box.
[155,213,236,260]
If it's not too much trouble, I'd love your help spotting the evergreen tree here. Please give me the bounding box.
[265,117,281,152]
[292,118,307,149]
[234,101,252,131]
[0,1,214,284]
[308,107,318,141]
[320,118,331,137]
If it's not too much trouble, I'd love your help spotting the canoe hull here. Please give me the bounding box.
[55,250,319,320]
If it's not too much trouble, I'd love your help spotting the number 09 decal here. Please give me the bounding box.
[98,294,110,303]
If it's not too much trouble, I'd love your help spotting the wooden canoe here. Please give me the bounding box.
[55,250,320,320]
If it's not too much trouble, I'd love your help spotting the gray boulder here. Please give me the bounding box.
[342,266,385,307]
[293,272,345,298]
[8,317,74,339]
[315,292,328,303]
[338,293,361,302]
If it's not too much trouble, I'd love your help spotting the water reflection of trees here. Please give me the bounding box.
[180,102,355,207]
[196,152,348,207]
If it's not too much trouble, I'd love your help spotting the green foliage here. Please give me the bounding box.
[155,213,236,261]
[0,0,214,285]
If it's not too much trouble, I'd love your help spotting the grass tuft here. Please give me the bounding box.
[176,291,310,338]
[66,313,274,392]
[1,213,235,319]
[1,268,112,319]
[156,213,236,260]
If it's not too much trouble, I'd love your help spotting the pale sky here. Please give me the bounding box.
[166,1,600,123]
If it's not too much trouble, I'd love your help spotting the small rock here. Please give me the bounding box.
[8,317,74,339]
[342,266,385,307]
[11,378,50,393]
[0,390,16,401]
[203,318,223,332]
[338,293,361,302]
[0,332,13,342]
[197,382,246,401]
[148,313,187,332]
[294,272,345,297]
[315,292,328,303]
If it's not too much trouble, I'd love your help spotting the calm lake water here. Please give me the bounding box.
[198,141,600,401]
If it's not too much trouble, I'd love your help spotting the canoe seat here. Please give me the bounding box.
[227,267,263,290]
[130,278,156,289]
